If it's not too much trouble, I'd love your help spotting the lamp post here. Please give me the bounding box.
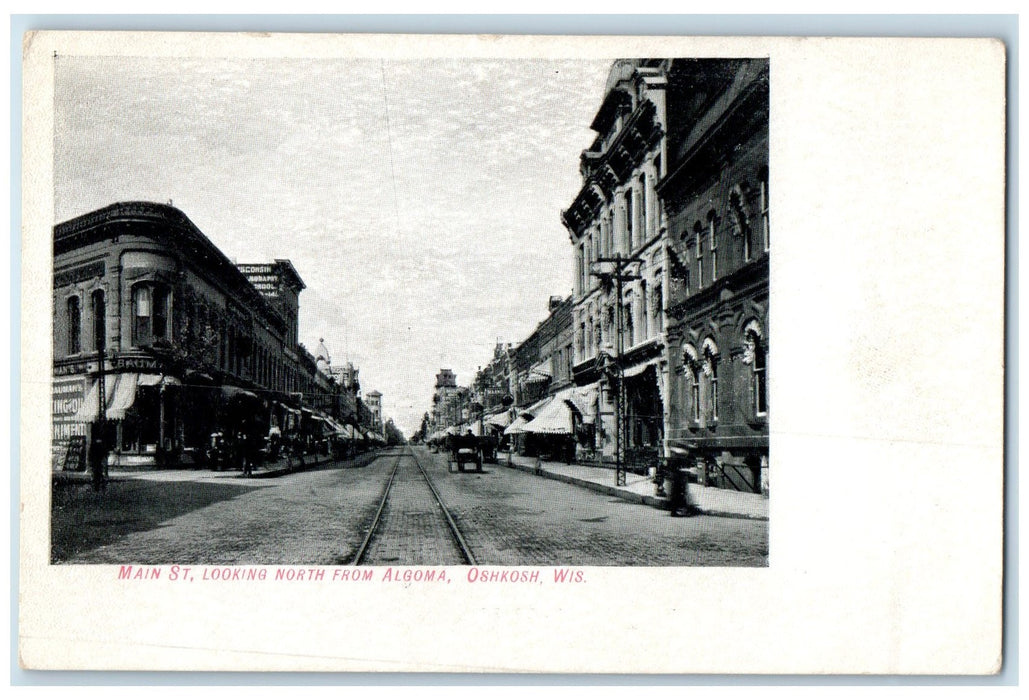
[591,253,641,487]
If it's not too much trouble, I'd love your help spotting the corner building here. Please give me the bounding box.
[51,201,335,470]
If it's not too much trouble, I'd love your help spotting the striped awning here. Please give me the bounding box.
[73,373,180,422]
[523,390,579,435]
[486,411,512,428]
[504,415,530,435]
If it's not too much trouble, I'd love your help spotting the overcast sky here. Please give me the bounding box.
[55,56,611,435]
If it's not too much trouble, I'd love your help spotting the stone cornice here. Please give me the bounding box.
[562,100,664,240]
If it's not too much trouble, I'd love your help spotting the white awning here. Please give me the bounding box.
[504,415,530,435]
[73,373,179,422]
[521,396,554,417]
[622,361,658,379]
[486,411,512,428]
[564,386,597,419]
[523,393,578,435]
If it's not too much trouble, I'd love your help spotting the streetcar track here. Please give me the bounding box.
[350,452,403,565]
[408,447,477,566]
[352,446,475,566]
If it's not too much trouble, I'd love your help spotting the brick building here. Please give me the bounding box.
[51,201,345,470]
[660,58,770,494]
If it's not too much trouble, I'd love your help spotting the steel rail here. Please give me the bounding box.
[407,446,477,566]
[352,450,403,566]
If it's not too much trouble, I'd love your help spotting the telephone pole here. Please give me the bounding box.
[591,253,641,487]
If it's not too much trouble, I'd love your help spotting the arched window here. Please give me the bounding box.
[66,296,81,355]
[682,343,700,423]
[729,188,752,262]
[702,337,720,422]
[744,320,767,417]
[91,289,106,352]
[132,283,170,347]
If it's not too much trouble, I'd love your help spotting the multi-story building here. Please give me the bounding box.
[561,58,769,494]
[501,295,588,460]
[562,59,670,468]
[364,390,382,432]
[659,58,770,495]
[51,201,340,470]
[472,342,514,416]
[431,369,465,432]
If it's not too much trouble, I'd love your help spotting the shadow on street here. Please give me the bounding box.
[50,479,260,563]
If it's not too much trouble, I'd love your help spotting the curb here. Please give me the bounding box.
[501,458,769,521]
[251,450,384,479]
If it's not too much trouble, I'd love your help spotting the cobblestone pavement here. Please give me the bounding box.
[356,454,467,566]
[53,451,399,565]
[53,446,766,566]
[416,447,768,566]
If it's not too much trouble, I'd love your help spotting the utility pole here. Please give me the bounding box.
[591,253,641,487]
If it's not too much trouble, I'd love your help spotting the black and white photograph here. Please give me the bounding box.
[19,31,1005,674]
[47,54,770,568]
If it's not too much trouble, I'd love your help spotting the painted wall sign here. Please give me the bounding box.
[53,261,105,288]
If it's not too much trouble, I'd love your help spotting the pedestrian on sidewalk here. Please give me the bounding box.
[88,424,109,493]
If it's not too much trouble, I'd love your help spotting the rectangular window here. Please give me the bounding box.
[760,179,770,252]
[67,296,81,355]
[710,219,718,282]
[753,344,767,416]
[91,290,105,352]
[576,245,585,296]
[639,173,648,240]
[152,287,169,340]
[625,189,634,251]
[696,236,704,289]
[710,362,719,421]
[654,284,663,324]
[640,280,648,339]
[132,284,170,346]
[132,286,151,346]
[690,371,700,422]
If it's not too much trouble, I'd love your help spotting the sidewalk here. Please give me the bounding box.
[52,449,385,485]
[501,452,768,521]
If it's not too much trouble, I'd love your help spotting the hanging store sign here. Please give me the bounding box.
[54,362,89,377]
[111,356,160,371]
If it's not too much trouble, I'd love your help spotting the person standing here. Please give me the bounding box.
[89,421,108,492]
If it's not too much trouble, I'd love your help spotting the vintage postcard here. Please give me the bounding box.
[19,32,1005,673]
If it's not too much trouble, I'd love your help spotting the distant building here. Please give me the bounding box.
[365,390,382,429]
[431,369,466,430]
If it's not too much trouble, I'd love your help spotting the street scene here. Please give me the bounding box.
[53,446,766,566]
[51,56,769,567]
